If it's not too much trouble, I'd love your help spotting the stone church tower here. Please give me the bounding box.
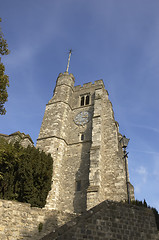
[36,69,134,213]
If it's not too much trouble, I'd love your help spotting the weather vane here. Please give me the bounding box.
[66,49,72,72]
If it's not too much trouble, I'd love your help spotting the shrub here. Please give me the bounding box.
[0,138,53,207]
[38,222,43,232]
[131,199,159,230]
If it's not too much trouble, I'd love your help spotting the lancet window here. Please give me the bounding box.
[80,94,90,106]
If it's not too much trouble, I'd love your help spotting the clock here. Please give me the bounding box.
[74,111,91,126]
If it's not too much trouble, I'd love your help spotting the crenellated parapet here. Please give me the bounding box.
[74,79,104,92]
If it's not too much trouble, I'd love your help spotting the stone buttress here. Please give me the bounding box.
[36,72,134,213]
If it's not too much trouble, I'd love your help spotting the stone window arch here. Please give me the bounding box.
[80,96,84,106]
[86,95,90,105]
[80,94,90,106]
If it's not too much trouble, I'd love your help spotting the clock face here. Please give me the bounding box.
[74,111,91,126]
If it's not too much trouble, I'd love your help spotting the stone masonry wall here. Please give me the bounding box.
[41,200,159,240]
[37,72,74,210]
[0,132,34,148]
[87,85,134,209]
[0,199,75,240]
[36,72,134,214]
[100,92,128,202]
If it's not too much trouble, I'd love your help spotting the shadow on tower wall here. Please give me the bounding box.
[73,100,94,213]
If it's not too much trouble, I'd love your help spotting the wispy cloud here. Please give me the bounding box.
[129,124,159,134]
[136,166,148,183]
[131,149,159,155]
[153,155,159,180]
[135,184,142,194]
[5,46,36,68]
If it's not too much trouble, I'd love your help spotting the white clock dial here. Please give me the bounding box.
[74,111,91,125]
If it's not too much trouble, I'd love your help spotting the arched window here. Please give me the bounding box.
[81,96,84,106]
[80,94,90,106]
[86,95,90,105]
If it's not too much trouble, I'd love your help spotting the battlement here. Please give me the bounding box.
[74,79,105,91]
[58,72,75,81]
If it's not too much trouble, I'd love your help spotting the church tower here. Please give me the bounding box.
[36,59,134,213]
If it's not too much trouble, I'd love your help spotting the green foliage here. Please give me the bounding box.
[131,199,159,230]
[0,138,53,207]
[0,18,10,115]
[38,222,43,232]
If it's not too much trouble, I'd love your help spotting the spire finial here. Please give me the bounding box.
[66,49,72,72]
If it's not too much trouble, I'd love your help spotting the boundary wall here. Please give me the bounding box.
[0,199,74,240]
[0,199,158,240]
[41,200,159,240]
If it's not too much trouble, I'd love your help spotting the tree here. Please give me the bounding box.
[0,18,10,115]
[0,139,19,199]
[0,138,53,207]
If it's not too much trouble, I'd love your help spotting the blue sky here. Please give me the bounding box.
[0,0,159,211]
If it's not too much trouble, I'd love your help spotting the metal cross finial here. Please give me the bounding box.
[66,49,72,72]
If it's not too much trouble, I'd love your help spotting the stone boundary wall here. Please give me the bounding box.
[41,201,159,240]
[0,199,75,240]
[0,199,158,240]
